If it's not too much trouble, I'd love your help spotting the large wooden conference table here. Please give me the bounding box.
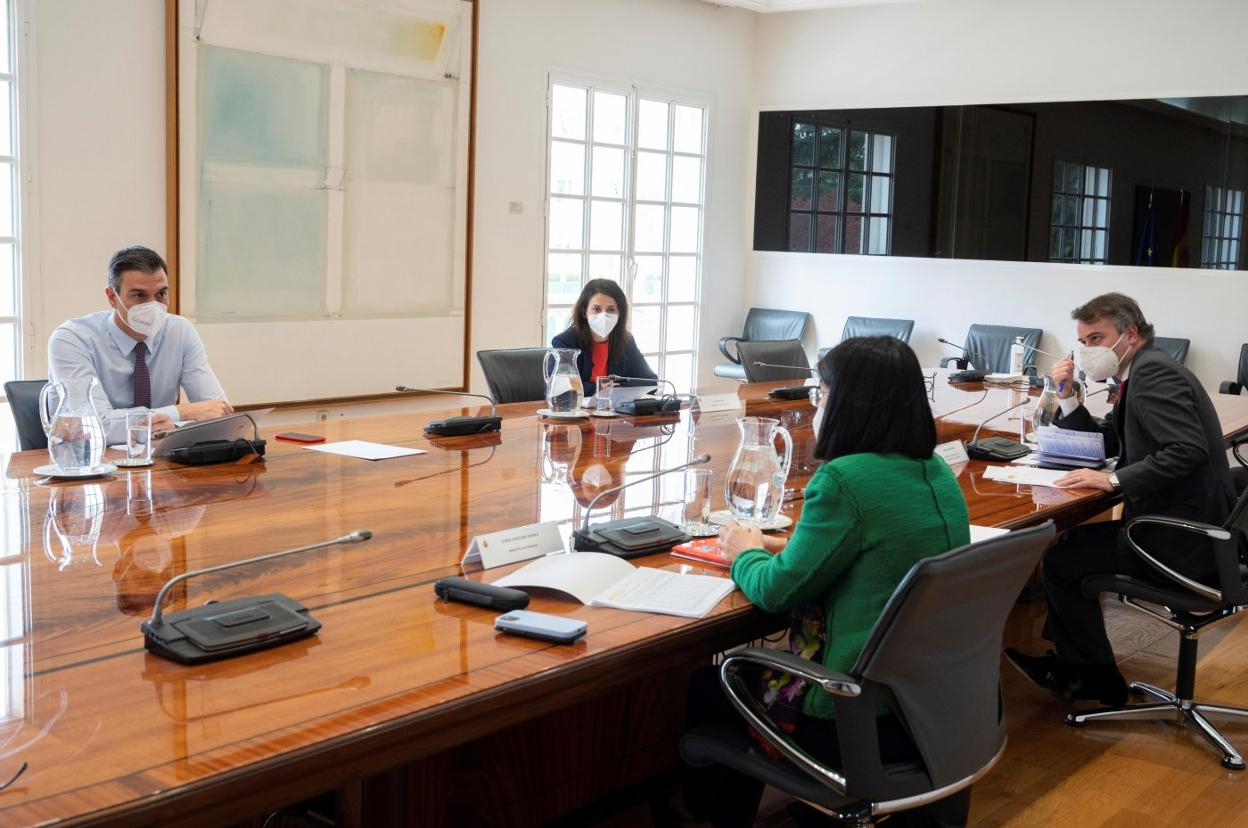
[2,374,1247,826]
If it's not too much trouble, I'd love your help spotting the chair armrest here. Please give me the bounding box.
[1124,515,1232,603]
[939,356,968,369]
[719,649,854,794]
[1220,381,1243,396]
[718,336,744,364]
[1234,438,1248,471]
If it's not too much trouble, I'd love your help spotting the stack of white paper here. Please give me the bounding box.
[493,552,735,619]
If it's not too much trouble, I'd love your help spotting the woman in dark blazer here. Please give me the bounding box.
[550,279,657,393]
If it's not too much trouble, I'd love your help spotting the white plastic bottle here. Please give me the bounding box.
[1009,336,1026,376]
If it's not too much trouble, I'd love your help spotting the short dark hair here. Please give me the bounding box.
[813,336,937,462]
[570,279,632,355]
[107,246,167,293]
[1071,292,1155,345]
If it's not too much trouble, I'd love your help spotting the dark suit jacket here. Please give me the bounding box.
[550,328,657,391]
[1055,344,1235,536]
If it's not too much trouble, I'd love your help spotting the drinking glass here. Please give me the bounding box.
[118,411,153,467]
[595,377,615,412]
[682,468,716,536]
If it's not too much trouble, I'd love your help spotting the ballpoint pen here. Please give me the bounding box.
[1058,350,1073,394]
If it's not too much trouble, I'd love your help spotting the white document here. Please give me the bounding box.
[695,392,745,413]
[969,525,1010,543]
[982,465,1068,488]
[303,440,427,461]
[493,552,735,618]
[461,521,565,570]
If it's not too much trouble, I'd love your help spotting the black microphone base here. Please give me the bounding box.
[142,593,321,664]
[948,370,989,383]
[573,516,690,559]
[424,415,503,437]
[616,398,680,416]
[967,437,1031,461]
[768,385,810,400]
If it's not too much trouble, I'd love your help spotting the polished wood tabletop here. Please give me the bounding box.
[1,373,1246,826]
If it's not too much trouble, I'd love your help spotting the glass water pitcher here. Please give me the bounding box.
[543,348,584,413]
[724,416,794,526]
[39,376,107,471]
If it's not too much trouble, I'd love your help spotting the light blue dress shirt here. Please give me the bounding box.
[47,311,227,443]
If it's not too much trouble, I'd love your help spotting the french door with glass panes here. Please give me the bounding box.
[544,75,706,394]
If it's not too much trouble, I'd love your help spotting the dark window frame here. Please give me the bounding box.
[1201,184,1243,270]
[1049,159,1111,264]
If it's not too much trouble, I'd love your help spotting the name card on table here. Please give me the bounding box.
[694,393,744,414]
[462,521,565,570]
[934,440,970,467]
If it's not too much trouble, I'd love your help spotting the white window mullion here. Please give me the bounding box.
[324,64,346,317]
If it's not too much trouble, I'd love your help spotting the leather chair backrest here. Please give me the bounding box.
[742,308,810,343]
[476,348,550,404]
[4,380,48,451]
[841,316,914,343]
[1239,343,1248,388]
[964,324,1042,374]
[737,340,811,383]
[1154,336,1191,366]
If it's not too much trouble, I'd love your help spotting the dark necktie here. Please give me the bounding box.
[133,341,152,409]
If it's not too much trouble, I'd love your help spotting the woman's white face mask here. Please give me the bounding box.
[587,311,618,339]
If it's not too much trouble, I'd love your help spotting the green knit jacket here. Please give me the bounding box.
[730,452,971,719]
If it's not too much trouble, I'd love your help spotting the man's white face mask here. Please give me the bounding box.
[120,300,168,339]
[1079,330,1131,383]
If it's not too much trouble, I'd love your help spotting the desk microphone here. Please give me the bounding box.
[966,399,1032,461]
[938,338,990,380]
[749,362,815,399]
[142,531,373,664]
[607,374,682,415]
[396,385,503,436]
[572,454,710,558]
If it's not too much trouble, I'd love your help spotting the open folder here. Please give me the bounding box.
[493,552,735,619]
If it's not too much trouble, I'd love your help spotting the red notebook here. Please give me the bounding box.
[670,538,731,569]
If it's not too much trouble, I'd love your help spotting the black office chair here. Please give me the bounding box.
[4,380,48,451]
[1153,336,1191,365]
[715,308,811,381]
[1067,487,1248,769]
[939,324,1043,375]
[841,316,914,343]
[1219,343,1248,395]
[476,348,550,404]
[681,522,1055,826]
[737,340,811,383]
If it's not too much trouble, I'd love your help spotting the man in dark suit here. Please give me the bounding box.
[1007,293,1235,704]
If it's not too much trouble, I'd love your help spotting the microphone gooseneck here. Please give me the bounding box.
[149,531,373,626]
[395,385,498,418]
[579,454,710,533]
[751,361,817,374]
[970,398,1031,446]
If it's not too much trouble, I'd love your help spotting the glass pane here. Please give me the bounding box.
[671,155,702,204]
[846,174,865,213]
[669,206,699,254]
[1084,166,1096,195]
[1065,162,1081,194]
[202,46,326,166]
[0,81,12,157]
[1079,228,1091,260]
[844,214,863,254]
[1061,228,1076,259]
[815,214,839,253]
[548,197,584,249]
[638,99,669,150]
[870,176,891,214]
[1050,227,1061,259]
[0,162,12,237]
[632,305,662,352]
[591,146,624,198]
[668,256,696,302]
[817,172,841,211]
[1095,198,1107,229]
[590,200,623,251]
[790,168,814,210]
[593,91,626,144]
[1225,213,1236,239]
[547,252,582,305]
[0,321,14,386]
[1097,168,1110,197]
[1051,195,1062,226]
[666,304,695,351]
[818,127,842,169]
[673,105,704,154]
[1081,196,1094,228]
[1053,162,1065,194]
[1063,195,1078,226]
[588,254,620,281]
[0,0,9,75]
[868,217,889,254]
[848,131,867,171]
[0,241,12,317]
[792,123,815,167]
[634,204,665,252]
[789,213,811,252]
[1093,230,1107,260]
[551,85,587,140]
[633,255,663,303]
[636,151,667,202]
[871,134,893,173]
[665,352,693,395]
[1234,190,1244,213]
[549,140,585,195]
[546,306,572,338]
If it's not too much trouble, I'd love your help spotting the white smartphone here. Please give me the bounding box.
[494,610,588,644]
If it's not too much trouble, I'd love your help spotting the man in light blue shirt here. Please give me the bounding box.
[48,246,232,444]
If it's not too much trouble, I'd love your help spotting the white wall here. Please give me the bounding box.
[471,0,755,393]
[25,0,169,378]
[747,0,1248,389]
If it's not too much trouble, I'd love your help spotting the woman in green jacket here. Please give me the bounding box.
[682,336,972,828]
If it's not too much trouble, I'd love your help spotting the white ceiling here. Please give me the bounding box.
[701,0,924,12]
